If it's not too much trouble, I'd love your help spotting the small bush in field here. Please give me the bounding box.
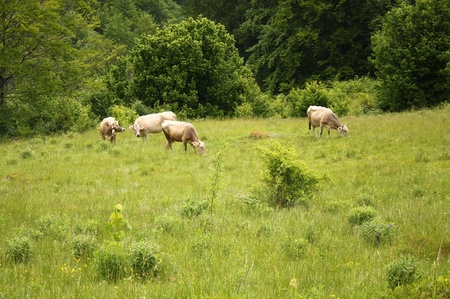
[21,150,32,159]
[94,242,129,282]
[154,214,181,235]
[347,206,378,226]
[180,198,209,219]
[282,236,308,259]
[32,214,70,240]
[360,218,396,246]
[73,234,97,259]
[386,256,420,290]
[129,241,160,281]
[259,141,320,207]
[6,236,33,263]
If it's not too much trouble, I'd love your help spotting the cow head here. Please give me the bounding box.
[129,123,144,137]
[338,124,349,136]
[193,141,206,155]
[111,121,125,133]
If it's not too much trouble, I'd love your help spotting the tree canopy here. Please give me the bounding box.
[371,0,450,111]
[123,17,253,118]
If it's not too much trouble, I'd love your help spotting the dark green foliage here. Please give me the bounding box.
[6,236,33,263]
[129,17,253,118]
[386,256,420,290]
[259,141,320,207]
[347,206,378,226]
[239,0,393,93]
[371,0,450,111]
[129,241,160,281]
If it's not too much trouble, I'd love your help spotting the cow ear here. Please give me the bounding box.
[192,142,199,147]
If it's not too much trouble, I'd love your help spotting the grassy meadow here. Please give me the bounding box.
[0,106,449,298]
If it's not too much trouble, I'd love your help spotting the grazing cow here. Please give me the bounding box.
[100,117,125,144]
[307,106,349,139]
[161,120,206,154]
[129,111,176,138]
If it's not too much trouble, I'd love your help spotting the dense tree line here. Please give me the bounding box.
[0,0,448,137]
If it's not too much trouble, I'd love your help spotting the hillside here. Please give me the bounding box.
[0,107,449,298]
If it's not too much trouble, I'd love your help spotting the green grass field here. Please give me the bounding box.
[0,106,449,298]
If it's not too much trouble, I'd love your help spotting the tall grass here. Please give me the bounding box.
[0,106,449,298]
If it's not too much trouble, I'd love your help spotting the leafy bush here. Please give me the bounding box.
[259,141,320,207]
[94,242,129,282]
[360,218,396,246]
[282,237,308,259]
[129,241,160,281]
[180,198,209,219]
[289,81,330,117]
[153,214,182,235]
[347,206,378,226]
[289,81,349,117]
[6,236,33,263]
[32,214,71,240]
[108,105,138,126]
[72,234,97,259]
[386,256,420,290]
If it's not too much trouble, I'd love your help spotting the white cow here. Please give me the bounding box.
[129,111,176,138]
[100,117,125,144]
[307,106,349,139]
[161,120,206,154]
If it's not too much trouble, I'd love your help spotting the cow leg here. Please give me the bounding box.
[319,125,323,139]
[183,142,188,152]
[327,128,331,139]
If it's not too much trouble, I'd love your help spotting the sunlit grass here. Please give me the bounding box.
[0,106,449,298]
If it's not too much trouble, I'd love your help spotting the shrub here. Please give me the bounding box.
[6,236,33,263]
[72,234,97,259]
[386,256,420,290]
[33,214,70,240]
[360,218,396,246]
[180,198,209,219]
[347,206,378,226]
[94,242,129,282]
[259,140,320,207]
[154,214,182,235]
[108,104,138,126]
[282,237,308,259]
[289,81,330,117]
[129,241,160,281]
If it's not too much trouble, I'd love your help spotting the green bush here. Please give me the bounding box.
[94,242,129,282]
[259,140,320,207]
[282,237,308,259]
[386,256,420,290]
[289,81,330,117]
[72,234,97,259]
[6,236,33,263]
[129,241,160,281]
[153,214,182,235]
[180,198,209,219]
[108,104,138,126]
[360,218,396,246]
[347,206,378,226]
[32,214,70,241]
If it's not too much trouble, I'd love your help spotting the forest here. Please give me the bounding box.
[0,0,449,137]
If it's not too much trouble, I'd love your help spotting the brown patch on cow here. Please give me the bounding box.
[249,131,271,139]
